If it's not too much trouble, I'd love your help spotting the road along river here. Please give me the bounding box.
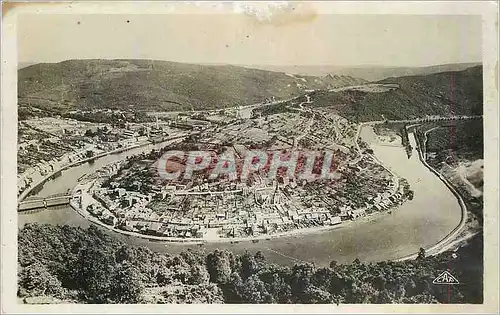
[18,126,462,267]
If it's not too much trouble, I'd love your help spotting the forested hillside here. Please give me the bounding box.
[425,119,483,162]
[290,66,482,122]
[18,224,482,304]
[248,63,482,81]
[18,60,365,115]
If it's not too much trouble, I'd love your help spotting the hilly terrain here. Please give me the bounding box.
[286,66,483,122]
[17,59,366,115]
[248,63,482,81]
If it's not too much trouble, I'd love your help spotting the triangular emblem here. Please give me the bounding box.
[432,271,459,285]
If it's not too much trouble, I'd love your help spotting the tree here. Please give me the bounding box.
[254,251,266,264]
[258,268,292,303]
[311,267,334,289]
[156,268,173,286]
[187,265,210,285]
[18,262,65,298]
[73,245,116,303]
[303,285,333,304]
[110,262,144,303]
[349,282,379,303]
[394,284,406,301]
[407,190,414,200]
[239,274,273,303]
[84,129,95,137]
[417,247,426,260]
[115,245,137,263]
[206,250,233,284]
[240,252,258,279]
[17,224,484,305]
[377,289,394,303]
[219,272,245,303]
[180,249,202,266]
[290,263,315,302]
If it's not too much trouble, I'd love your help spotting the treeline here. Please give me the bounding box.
[424,119,483,162]
[415,120,484,223]
[18,224,482,304]
[285,66,482,123]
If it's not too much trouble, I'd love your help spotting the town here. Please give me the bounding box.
[46,102,417,242]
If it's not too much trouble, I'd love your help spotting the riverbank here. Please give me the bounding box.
[71,179,400,245]
[17,140,152,203]
[17,130,198,202]
[18,121,468,267]
[395,131,469,260]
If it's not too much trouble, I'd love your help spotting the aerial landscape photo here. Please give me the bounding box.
[14,11,485,305]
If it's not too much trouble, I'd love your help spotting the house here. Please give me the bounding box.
[330,216,342,225]
[282,217,292,224]
[101,213,117,226]
[147,222,162,234]
[87,204,103,216]
[126,220,139,231]
[122,129,137,138]
[208,220,224,228]
[134,221,148,231]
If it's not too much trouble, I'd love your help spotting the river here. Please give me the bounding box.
[18,127,462,267]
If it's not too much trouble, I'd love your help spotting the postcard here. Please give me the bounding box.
[1,1,498,313]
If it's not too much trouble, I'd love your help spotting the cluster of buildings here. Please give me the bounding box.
[65,108,414,241]
[16,115,190,197]
[73,150,412,241]
[34,104,416,243]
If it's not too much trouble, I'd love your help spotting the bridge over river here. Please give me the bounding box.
[18,193,71,212]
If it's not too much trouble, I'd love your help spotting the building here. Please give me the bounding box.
[122,130,137,138]
[330,216,342,225]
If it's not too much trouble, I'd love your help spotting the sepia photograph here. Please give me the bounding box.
[1,1,499,313]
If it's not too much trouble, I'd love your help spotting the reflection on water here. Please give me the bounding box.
[18,129,462,266]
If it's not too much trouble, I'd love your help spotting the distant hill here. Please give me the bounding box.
[17,59,366,114]
[246,63,482,81]
[289,66,483,122]
[18,62,39,70]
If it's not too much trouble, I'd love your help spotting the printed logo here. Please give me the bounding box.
[432,271,459,285]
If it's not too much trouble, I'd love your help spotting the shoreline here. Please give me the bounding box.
[394,131,468,260]
[68,121,406,246]
[20,117,476,264]
[66,123,467,257]
[18,140,158,203]
[69,193,394,245]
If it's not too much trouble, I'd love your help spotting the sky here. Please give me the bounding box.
[18,12,482,67]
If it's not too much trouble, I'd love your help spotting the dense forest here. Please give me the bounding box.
[18,224,482,304]
[425,119,484,162]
